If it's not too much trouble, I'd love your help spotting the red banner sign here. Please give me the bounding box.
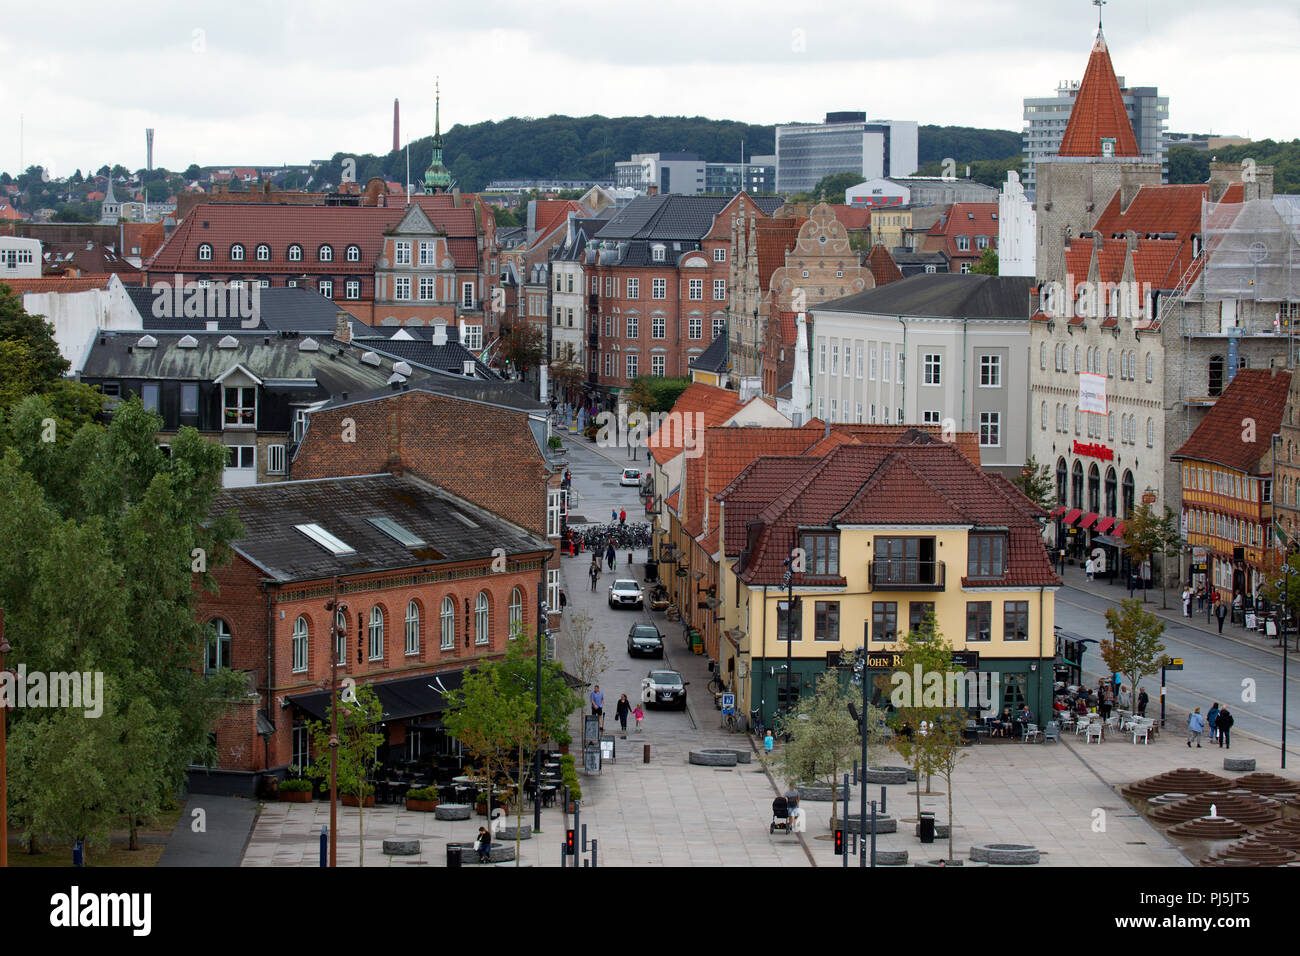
[1073,441,1113,461]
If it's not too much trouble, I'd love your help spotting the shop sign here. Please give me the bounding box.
[1072,441,1113,461]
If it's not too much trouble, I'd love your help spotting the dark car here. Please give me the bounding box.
[627,622,664,658]
[643,669,688,709]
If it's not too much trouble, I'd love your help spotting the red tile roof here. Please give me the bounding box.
[770,307,799,347]
[1,276,116,294]
[757,217,804,292]
[865,244,904,286]
[827,424,982,467]
[829,205,871,231]
[533,200,580,237]
[1171,368,1292,474]
[925,203,999,259]
[1057,32,1142,158]
[647,382,758,465]
[718,456,824,554]
[0,203,28,221]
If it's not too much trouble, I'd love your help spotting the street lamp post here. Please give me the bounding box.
[536,555,549,833]
[323,578,347,868]
[782,550,796,723]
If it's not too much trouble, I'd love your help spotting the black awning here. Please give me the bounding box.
[287,668,466,722]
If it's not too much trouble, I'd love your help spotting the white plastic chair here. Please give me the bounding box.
[1074,716,1092,736]
[1085,722,1103,744]
[1043,722,1061,744]
[1022,722,1042,743]
[1132,724,1151,745]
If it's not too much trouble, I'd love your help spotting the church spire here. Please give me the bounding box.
[1056,10,1141,160]
[424,77,452,194]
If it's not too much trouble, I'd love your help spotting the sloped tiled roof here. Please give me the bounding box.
[1171,368,1291,474]
[1056,31,1142,158]
[814,273,1033,321]
[829,205,871,231]
[718,455,824,554]
[2,276,116,295]
[596,195,784,242]
[925,203,999,258]
[690,333,728,374]
[647,382,752,465]
[865,244,904,286]
[827,423,982,467]
[757,217,805,291]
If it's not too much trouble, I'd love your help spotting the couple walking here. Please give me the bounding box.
[590,685,643,733]
[1187,701,1235,748]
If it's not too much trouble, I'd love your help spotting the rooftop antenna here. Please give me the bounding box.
[1093,0,1106,31]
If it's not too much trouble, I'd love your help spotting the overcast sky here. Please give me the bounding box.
[4,0,1296,177]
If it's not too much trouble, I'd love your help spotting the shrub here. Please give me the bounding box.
[406,786,440,801]
[279,778,312,792]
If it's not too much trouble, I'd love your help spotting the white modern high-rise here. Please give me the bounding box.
[1022,80,1168,199]
[775,112,918,195]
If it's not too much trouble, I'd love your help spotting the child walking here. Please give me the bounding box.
[633,703,644,732]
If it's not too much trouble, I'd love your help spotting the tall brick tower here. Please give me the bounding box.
[393,99,400,153]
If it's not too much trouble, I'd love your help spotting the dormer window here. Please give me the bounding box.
[223,386,256,427]
[318,244,334,263]
[197,243,213,261]
[967,533,1006,579]
[651,244,665,263]
[346,244,360,262]
[255,244,271,261]
[1101,137,1116,158]
[956,236,970,252]
[230,243,245,261]
[288,244,303,262]
[799,531,840,576]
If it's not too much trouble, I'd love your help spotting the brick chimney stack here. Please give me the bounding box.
[335,310,352,344]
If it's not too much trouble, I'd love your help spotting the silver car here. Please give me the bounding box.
[643,669,688,709]
[608,578,644,609]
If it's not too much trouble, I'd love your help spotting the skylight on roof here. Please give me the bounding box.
[367,516,425,547]
[295,523,355,555]
[451,511,480,529]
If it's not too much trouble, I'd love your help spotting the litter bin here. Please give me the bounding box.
[446,843,462,868]
[918,811,936,844]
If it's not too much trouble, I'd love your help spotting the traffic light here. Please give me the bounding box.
[565,828,575,855]
[834,829,844,855]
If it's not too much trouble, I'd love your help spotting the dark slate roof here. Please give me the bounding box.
[129,285,370,336]
[889,250,949,266]
[814,273,1034,319]
[316,370,546,415]
[550,218,604,262]
[212,474,548,583]
[353,338,495,378]
[595,195,784,241]
[690,333,728,374]
[79,330,400,394]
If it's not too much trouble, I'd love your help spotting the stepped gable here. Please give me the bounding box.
[1121,768,1234,799]
[1149,791,1281,827]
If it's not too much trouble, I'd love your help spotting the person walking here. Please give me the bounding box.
[619,508,626,526]
[633,702,644,732]
[1207,701,1221,742]
[615,693,632,733]
[1187,707,1205,747]
[589,557,600,592]
[1217,706,1234,748]
[764,730,774,754]
[590,684,604,728]
[605,542,616,570]
[1197,585,1205,613]
[1099,685,1113,721]
[559,589,567,611]
[1216,599,1227,633]
[1182,587,1191,617]
[475,826,492,863]
[1085,557,1094,582]
[611,508,618,522]
[1137,687,1149,718]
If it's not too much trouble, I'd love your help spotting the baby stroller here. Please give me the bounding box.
[770,796,791,834]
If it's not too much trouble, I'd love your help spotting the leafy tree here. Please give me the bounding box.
[919,709,966,862]
[498,323,545,376]
[1101,599,1167,712]
[304,684,384,866]
[1154,506,1183,609]
[1011,454,1053,511]
[626,375,690,414]
[1120,501,1162,602]
[970,247,999,274]
[548,358,585,399]
[811,171,865,205]
[887,614,959,823]
[0,285,70,384]
[567,610,607,705]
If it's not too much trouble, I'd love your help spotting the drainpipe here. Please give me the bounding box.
[961,318,969,431]
[264,580,275,772]
[1039,584,1046,718]
[761,585,768,726]
[897,316,907,421]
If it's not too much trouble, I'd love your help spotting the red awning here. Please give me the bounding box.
[1063,508,1083,525]
[1079,512,1100,530]
[1050,506,1067,517]
[1112,521,1126,538]
[1095,517,1116,535]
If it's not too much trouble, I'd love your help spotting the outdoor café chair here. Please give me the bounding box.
[1022,722,1042,743]
[1085,722,1103,744]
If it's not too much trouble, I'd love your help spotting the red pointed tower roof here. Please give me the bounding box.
[1057,30,1141,159]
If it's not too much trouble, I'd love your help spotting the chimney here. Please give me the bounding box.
[647,185,659,197]
[206,320,219,332]
[1125,229,1139,253]
[335,310,352,344]
[431,324,448,346]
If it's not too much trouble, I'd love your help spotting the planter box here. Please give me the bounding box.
[405,798,440,812]
[341,794,375,808]
[278,790,312,803]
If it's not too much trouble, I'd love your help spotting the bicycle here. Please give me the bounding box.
[706,673,725,694]
[723,711,740,732]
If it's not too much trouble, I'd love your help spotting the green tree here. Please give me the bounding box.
[0,285,70,384]
[499,323,545,376]
[304,684,384,865]
[1101,599,1167,712]
[888,614,958,823]
[1011,454,1053,511]
[1154,506,1184,609]
[970,247,999,274]
[626,375,690,414]
[766,671,886,832]
[1121,501,1162,602]
[919,709,966,862]
[811,171,864,205]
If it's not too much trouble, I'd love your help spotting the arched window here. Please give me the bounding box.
[230,243,245,261]
[288,244,303,262]
[1107,349,1115,377]
[256,243,271,261]
[475,592,490,645]
[206,618,231,673]
[1146,417,1154,447]
[1074,406,1081,436]
[1039,342,1047,369]
[441,597,455,650]
[1145,353,1154,382]
[318,244,334,263]
[292,616,309,673]
[1107,410,1115,441]
[333,609,348,663]
[368,606,384,660]
[1041,402,1047,430]
[1088,463,1101,513]
[509,587,524,638]
[1122,470,1135,517]
[1072,460,1084,509]
[1056,457,1068,505]
[346,244,361,262]
[1074,345,1080,372]
[1104,467,1117,517]
[405,601,420,656]
[197,243,213,261]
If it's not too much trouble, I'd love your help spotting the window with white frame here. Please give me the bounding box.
[475,592,490,645]
[831,343,839,375]
[689,316,702,339]
[979,412,1001,446]
[345,279,360,299]
[292,616,308,672]
[267,444,287,474]
[463,325,482,351]
[346,244,360,262]
[394,241,411,265]
[508,588,523,638]
[395,276,411,300]
[856,402,863,421]
[288,244,302,262]
[547,569,560,611]
[924,353,941,385]
[230,244,245,261]
[368,606,384,660]
[1040,342,1047,369]
[627,278,639,299]
[980,354,1001,386]
[957,236,970,251]
[198,243,213,261]
[883,346,891,382]
[652,278,666,300]
[818,397,825,419]
[626,315,639,338]
[688,278,703,300]
[206,618,231,673]
[334,610,347,663]
[652,245,665,262]
[318,279,333,298]
[1146,353,1154,382]
[857,347,864,378]
[870,346,877,379]
[223,387,256,427]
[1146,417,1154,447]
[713,279,726,301]
[419,241,434,265]
[652,354,665,376]
[713,248,726,262]
[256,244,270,261]
[652,315,665,338]
[830,399,838,421]
[923,410,942,425]
[440,597,455,649]
[419,276,435,300]
[318,244,333,263]
[547,488,563,537]
[819,342,827,373]
[1041,403,1047,430]
[461,282,475,308]
[626,353,639,378]
[405,601,420,656]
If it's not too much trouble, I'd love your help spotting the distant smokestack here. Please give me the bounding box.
[393,99,400,153]
[146,128,154,171]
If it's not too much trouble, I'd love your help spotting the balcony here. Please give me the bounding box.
[868,559,946,591]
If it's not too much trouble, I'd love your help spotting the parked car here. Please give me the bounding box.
[643,669,688,709]
[608,578,644,609]
[627,622,664,658]
[620,467,642,487]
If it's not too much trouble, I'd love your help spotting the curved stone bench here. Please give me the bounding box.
[837,813,898,835]
[448,842,516,864]
[435,804,472,821]
[874,849,909,866]
[689,749,738,767]
[969,843,1040,865]
[873,765,918,782]
[498,825,532,841]
[863,767,910,785]
[383,839,421,856]
[798,783,850,802]
[1224,757,1257,773]
[722,749,752,764]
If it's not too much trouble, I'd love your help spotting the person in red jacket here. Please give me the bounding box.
[619,508,626,526]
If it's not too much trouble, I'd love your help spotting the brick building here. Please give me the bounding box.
[194,474,552,790]
[922,202,999,273]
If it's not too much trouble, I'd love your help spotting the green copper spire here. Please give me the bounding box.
[424,78,452,193]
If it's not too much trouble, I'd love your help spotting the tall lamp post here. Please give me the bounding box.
[323,579,348,868]
[782,550,796,722]
[1277,559,1295,770]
